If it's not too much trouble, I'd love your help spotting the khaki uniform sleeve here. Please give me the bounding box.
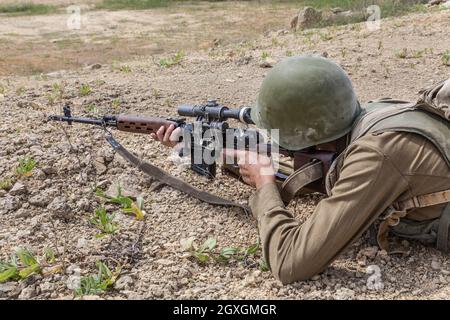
[249,141,410,284]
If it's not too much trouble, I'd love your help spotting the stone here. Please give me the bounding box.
[0,282,17,295]
[105,175,141,199]
[29,193,51,207]
[431,259,441,271]
[18,286,36,299]
[94,157,108,175]
[259,58,277,68]
[291,7,322,31]
[0,195,21,212]
[91,63,102,69]
[114,275,133,290]
[40,282,55,292]
[360,246,379,259]
[9,182,27,196]
[47,196,72,219]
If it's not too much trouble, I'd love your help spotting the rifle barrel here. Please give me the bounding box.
[48,115,117,127]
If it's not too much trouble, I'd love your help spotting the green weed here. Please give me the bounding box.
[90,207,119,237]
[74,261,120,296]
[15,157,36,177]
[79,83,92,97]
[159,50,184,68]
[442,50,450,66]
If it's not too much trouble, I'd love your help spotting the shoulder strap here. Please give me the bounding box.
[105,134,250,215]
[280,161,323,205]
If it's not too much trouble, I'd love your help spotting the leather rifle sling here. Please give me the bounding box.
[106,135,250,214]
[280,161,323,205]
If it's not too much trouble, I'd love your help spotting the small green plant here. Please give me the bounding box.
[0,86,6,94]
[75,261,120,296]
[96,186,144,220]
[285,50,293,57]
[159,50,184,68]
[119,65,131,73]
[111,98,121,108]
[258,259,269,272]
[90,207,119,237]
[46,82,64,104]
[15,157,36,177]
[442,51,450,66]
[0,178,13,190]
[79,83,91,96]
[0,247,43,282]
[396,48,408,59]
[84,103,98,114]
[261,52,270,60]
[181,238,261,265]
[16,86,26,96]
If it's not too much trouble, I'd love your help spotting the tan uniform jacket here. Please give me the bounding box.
[249,131,450,284]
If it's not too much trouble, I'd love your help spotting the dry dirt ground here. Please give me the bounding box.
[1,5,450,300]
[0,1,301,76]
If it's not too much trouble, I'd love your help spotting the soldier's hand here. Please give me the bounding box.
[151,124,181,148]
[222,149,275,189]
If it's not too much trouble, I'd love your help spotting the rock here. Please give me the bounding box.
[291,7,322,31]
[16,208,31,218]
[47,196,72,220]
[66,275,81,290]
[259,58,277,68]
[105,175,141,199]
[0,282,17,295]
[94,157,108,175]
[9,182,27,196]
[114,275,133,290]
[0,195,21,212]
[46,70,67,79]
[91,63,102,69]
[42,166,57,175]
[40,282,55,292]
[76,198,91,212]
[431,259,441,271]
[0,189,7,197]
[29,193,51,207]
[360,246,379,259]
[19,286,36,299]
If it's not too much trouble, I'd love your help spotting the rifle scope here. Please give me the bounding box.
[177,100,254,125]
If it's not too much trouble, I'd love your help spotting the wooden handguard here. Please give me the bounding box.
[116,115,177,134]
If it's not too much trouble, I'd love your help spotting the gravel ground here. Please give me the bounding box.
[1,7,450,300]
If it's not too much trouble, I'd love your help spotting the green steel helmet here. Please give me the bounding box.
[251,55,361,150]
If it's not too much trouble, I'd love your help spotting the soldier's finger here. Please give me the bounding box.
[163,124,175,143]
[156,126,165,141]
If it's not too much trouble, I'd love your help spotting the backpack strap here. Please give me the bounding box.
[377,189,450,252]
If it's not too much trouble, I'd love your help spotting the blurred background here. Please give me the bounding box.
[0,0,432,76]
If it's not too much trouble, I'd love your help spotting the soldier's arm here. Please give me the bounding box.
[250,141,409,284]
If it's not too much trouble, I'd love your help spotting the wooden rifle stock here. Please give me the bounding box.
[116,115,178,134]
